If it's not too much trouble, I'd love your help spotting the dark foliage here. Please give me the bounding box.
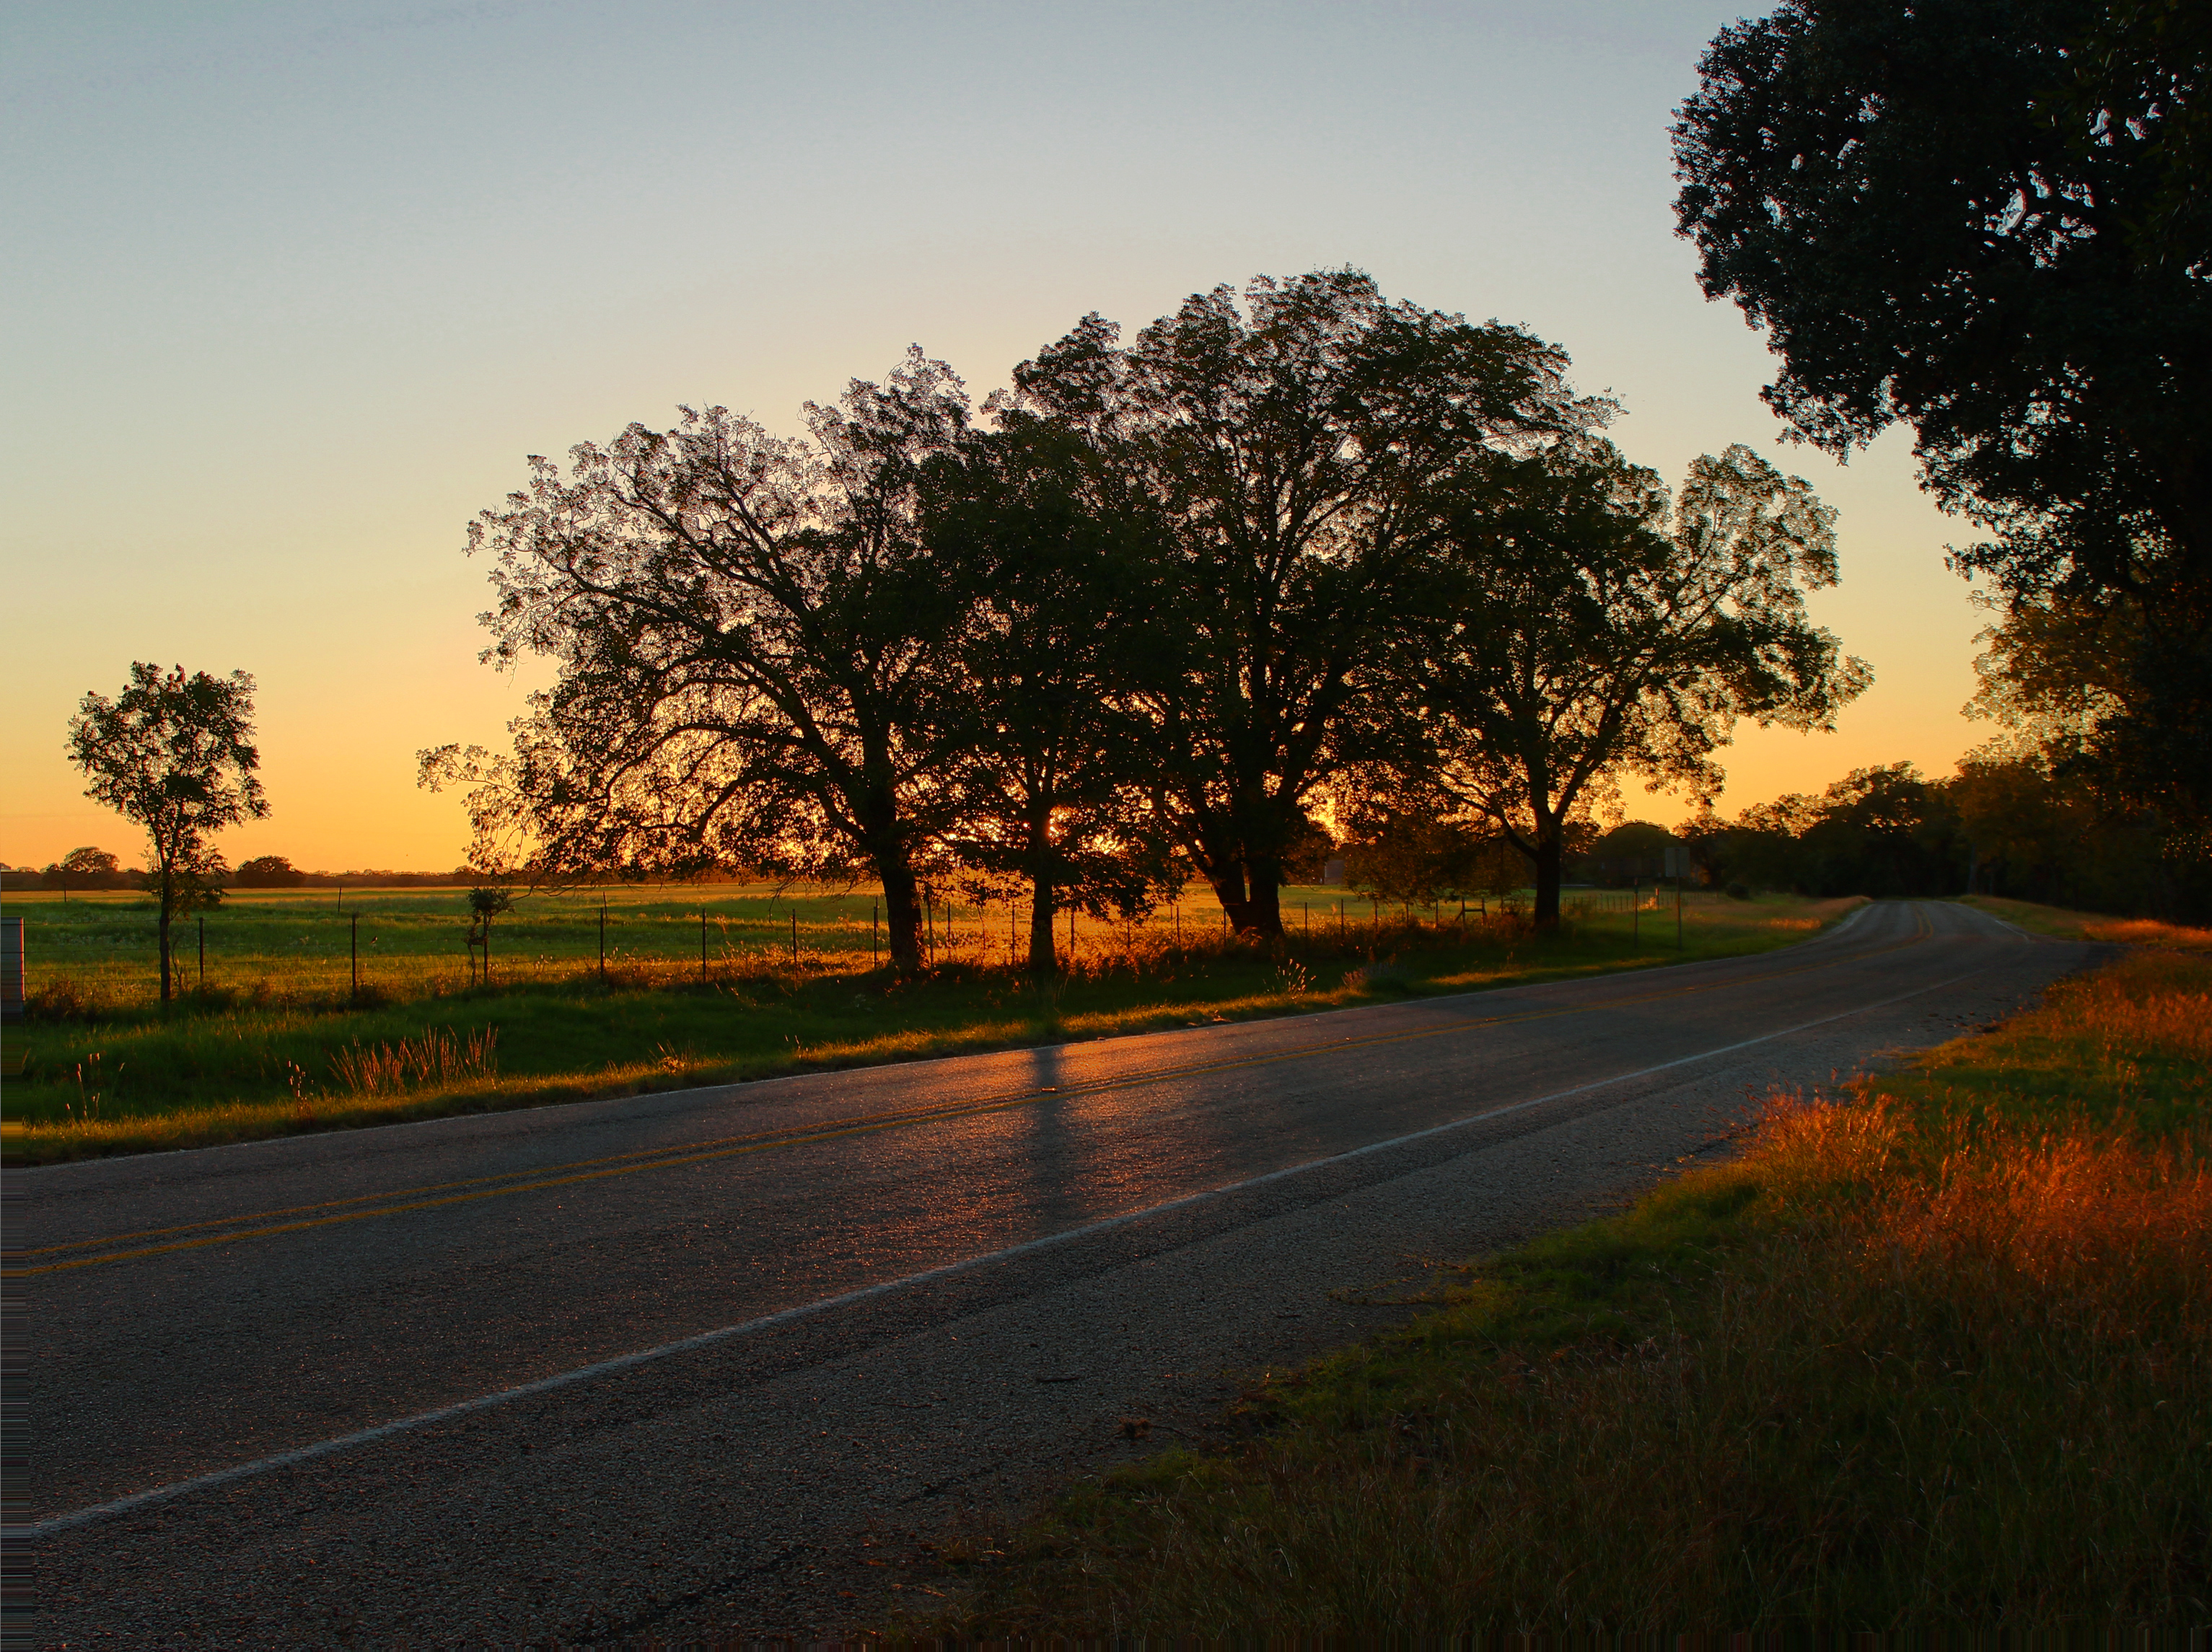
[1675,0,2212,822]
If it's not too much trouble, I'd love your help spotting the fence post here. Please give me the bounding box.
[872,899,879,967]
[791,910,798,969]
[349,913,358,1000]
[599,899,607,983]
[0,916,21,1023]
[701,909,707,980]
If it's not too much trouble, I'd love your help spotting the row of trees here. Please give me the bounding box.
[428,271,1867,973]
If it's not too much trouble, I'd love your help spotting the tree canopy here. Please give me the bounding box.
[1417,440,1866,926]
[1008,271,1609,936]
[234,853,305,888]
[426,349,975,971]
[921,413,1175,972]
[1673,0,2211,820]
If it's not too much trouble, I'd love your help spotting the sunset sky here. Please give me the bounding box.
[4,1,2001,874]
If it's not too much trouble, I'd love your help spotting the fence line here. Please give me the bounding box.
[11,887,1690,1010]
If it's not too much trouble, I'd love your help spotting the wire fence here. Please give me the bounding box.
[4,885,1630,1013]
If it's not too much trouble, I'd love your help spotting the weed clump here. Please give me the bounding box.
[25,974,107,1022]
[328,1026,499,1097]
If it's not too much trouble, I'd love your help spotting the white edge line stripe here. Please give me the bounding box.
[28,952,1988,1539]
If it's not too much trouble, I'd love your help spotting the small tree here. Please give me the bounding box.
[67,664,267,1001]
[465,883,516,981]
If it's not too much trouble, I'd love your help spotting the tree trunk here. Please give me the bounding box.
[877,862,923,972]
[1027,882,1057,977]
[1532,824,1565,929]
[1242,851,1285,938]
[1206,858,1286,939]
[157,884,174,1003]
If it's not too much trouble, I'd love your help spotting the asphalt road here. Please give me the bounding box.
[17,900,2092,1644]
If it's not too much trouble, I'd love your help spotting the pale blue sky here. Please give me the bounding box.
[3,1,1987,869]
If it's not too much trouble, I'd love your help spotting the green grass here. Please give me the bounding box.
[893,918,2212,1636]
[0,884,1853,1162]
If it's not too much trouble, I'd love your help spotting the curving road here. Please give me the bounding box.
[17,900,2091,1644]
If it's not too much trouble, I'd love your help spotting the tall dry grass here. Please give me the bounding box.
[327,1025,499,1097]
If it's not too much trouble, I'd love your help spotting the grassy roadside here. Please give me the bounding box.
[1960,890,2206,950]
[895,915,2212,1635]
[1,892,1856,1164]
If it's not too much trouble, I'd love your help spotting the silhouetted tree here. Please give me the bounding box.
[67,664,265,1001]
[1008,271,1607,938]
[1675,0,2212,823]
[425,351,973,972]
[40,846,124,898]
[1419,441,1867,926]
[1334,792,1520,907]
[1581,820,1680,888]
[922,416,1176,974]
[233,854,305,888]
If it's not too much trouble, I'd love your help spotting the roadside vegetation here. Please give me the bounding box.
[2,884,1853,1164]
[898,915,2211,1635]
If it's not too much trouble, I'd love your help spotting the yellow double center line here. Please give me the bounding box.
[12,912,1935,1279]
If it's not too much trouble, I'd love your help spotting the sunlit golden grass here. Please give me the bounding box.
[1963,892,2212,952]
[329,1024,499,1097]
[2082,915,2212,951]
[903,946,2212,1635]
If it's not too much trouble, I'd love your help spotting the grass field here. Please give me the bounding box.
[1,882,1848,1163]
[896,910,2212,1635]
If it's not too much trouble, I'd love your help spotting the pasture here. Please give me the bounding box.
[2,882,1850,1162]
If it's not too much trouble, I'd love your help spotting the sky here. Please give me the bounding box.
[2,1,2002,873]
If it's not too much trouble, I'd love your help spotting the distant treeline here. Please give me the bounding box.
[1335,755,2204,922]
[0,854,473,893]
[1691,758,2202,916]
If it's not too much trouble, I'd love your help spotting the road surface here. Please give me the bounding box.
[15,900,2090,1643]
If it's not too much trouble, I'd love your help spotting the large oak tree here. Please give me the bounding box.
[1420,441,1867,926]
[427,351,972,971]
[1009,270,1606,936]
[921,415,1176,974]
